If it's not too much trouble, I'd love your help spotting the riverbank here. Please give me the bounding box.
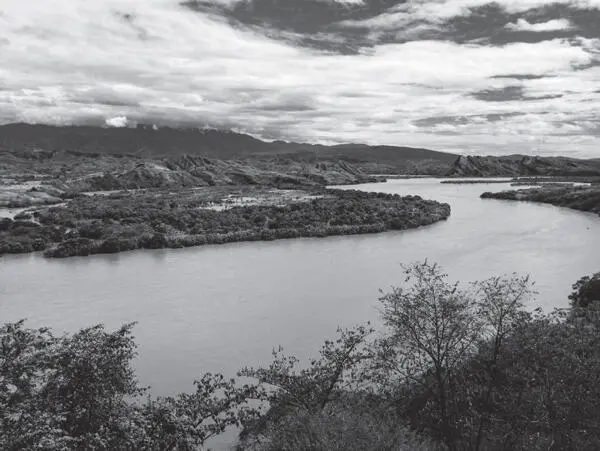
[481,186,600,216]
[440,179,510,184]
[0,187,450,258]
[441,176,599,186]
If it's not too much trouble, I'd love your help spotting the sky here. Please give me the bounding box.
[1,0,600,157]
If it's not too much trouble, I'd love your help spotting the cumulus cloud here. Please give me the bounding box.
[105,116,129,128]
[506,18,572,32]
[0,0,599,156]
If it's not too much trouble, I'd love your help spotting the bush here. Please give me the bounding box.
[138,233,168,249]
[241,398,441,451]
[569,272,600,308]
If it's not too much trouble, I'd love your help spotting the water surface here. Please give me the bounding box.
[2,179,600,397]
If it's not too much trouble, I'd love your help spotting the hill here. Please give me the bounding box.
[0,123,457,174]
[447,155,600,177]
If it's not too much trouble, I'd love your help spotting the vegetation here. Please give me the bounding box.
[239,264,600,450]
[569,271,600,308]
[0,189,450,258]
[440,180,509,184]
[3,263,600,450]
[0,321,258,450]
[481,186,600,217]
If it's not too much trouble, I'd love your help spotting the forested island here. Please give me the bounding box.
[2,263,600,450]
[0,188,450,258]
[481,185,600,217]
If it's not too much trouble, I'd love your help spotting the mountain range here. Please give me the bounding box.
[0,123,456,174]
[2,123,600,177]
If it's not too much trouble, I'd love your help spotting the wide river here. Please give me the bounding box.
[2,179,600,399]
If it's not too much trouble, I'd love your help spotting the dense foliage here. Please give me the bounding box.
[0,322,257,450]
[569,271,600,308]
[3,264,600,450]
[0,189,449,258]
[238,264,600,450]
[481,186,600,216]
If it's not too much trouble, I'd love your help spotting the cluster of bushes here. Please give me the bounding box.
[0,217,65,254]
[3,264,600,450]
[2,189,450,258]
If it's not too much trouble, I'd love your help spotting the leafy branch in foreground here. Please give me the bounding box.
[239,323,374,414]
[0,321,256,451]
[141,372,259,450]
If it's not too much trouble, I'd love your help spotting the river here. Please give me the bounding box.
[2,178,600,400]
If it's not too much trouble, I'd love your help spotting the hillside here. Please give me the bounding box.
[447,155,600,177]
[0,123,457,174]
[0,149,378,207]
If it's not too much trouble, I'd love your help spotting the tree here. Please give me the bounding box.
[238,324,379,448]
[569,272,600,308]
[465,274,534,450]
[0,321,145,450]
[240,324,373,414]
[375,262,482,450]
[374,262,535,451]
[0,321,256,450]
[483,307,600,450]
[141,373,258,450]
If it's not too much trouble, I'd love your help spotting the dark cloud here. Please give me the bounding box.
[490,74,550,80]
[414,116,471,127]
[181,0,390,54]
[72,98,141,108]
[257,103,315,112]
[67,87,142,107]
[114,11,150,41]
[440,4,577,45]
[183,0,398,33]
[413,112,525,127]
[471,86,563,102]
[472,86,525,102]
[239,103,316,114]
[182,1,600,54]
[571,60,600,71]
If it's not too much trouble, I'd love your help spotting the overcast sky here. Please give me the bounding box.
[1,0,600,156]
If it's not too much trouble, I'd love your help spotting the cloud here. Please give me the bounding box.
[490,73,550,80]
[105,116,129,127]
[334,1,600,47]
[506,18,572,32]
[0,0,599,156]
[471,85,564,102]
